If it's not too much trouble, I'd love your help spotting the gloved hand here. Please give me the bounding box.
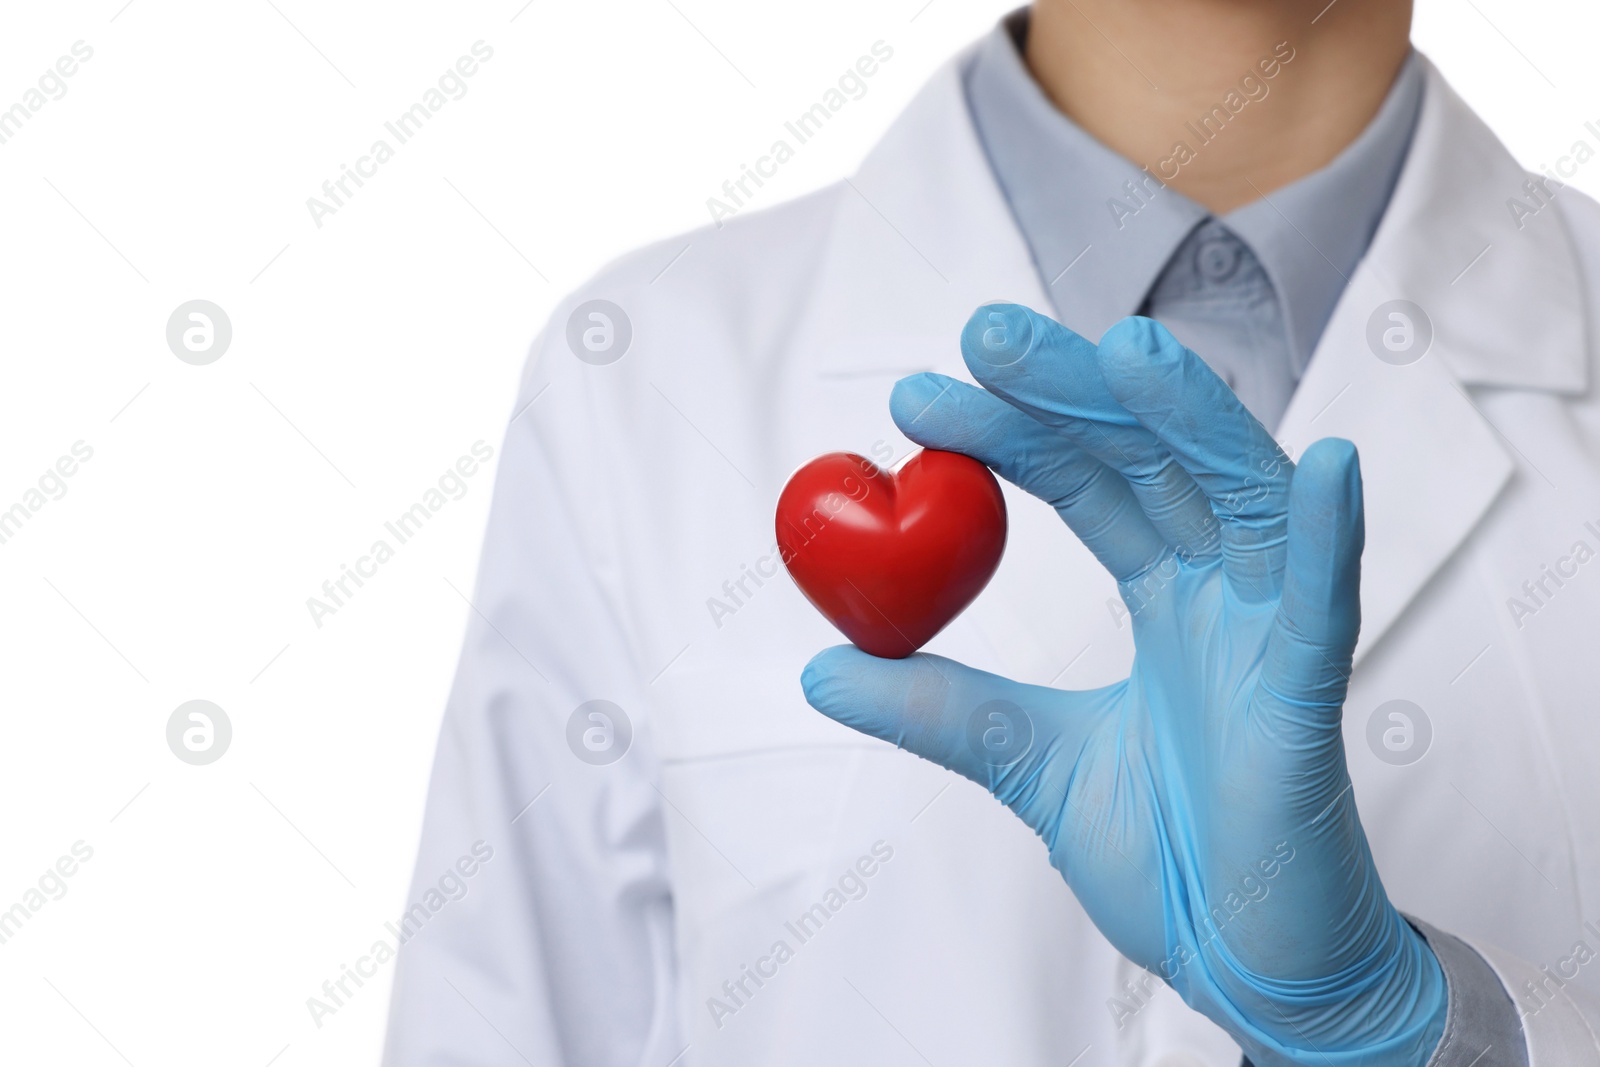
[801,305,1447,1067]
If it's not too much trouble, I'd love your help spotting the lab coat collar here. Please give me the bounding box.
[799,42,1589,667]
[1347,54,1588,395]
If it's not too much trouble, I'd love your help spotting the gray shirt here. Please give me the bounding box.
[964,10,1421,430]
[964,11,1527,1067]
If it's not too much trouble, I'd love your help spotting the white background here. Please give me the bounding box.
[0,1,1594,1064]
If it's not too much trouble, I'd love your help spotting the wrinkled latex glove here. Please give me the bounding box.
[802,305,1447,1067]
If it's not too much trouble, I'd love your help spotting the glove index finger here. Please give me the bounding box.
[889,372,1170,583]
[961,304,1220,565]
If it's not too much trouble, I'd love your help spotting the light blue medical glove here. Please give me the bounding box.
[802,306,1447,1067]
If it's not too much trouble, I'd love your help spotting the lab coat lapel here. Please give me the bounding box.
[784,48,1103,683]
[1276,55,1589,665]
[794,46,1051,383]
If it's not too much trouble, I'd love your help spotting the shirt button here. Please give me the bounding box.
[1196,237,1241,282]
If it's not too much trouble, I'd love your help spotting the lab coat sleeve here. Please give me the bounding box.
[380,325,682,1067]
[1241,921,1600,1067]
[1468,937,1600,1067]
[1410,919,1526,1067]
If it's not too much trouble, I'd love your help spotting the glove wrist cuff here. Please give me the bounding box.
[1194,907,1448,1067]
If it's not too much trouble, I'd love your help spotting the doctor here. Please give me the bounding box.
[384,2,1600,1065]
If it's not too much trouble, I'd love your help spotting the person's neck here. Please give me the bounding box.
[1024,0,1413,214]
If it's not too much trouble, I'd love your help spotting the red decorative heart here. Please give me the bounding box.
[775,449,1007,659]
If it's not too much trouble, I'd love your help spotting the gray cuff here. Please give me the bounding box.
[1238,918,1527,1067]
[1410,916,1527,1067]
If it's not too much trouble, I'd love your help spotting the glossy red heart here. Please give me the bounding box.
[775,449,1007,659]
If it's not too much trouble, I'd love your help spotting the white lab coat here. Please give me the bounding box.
[383,43,1600,1067]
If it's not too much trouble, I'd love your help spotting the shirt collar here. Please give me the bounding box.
[964,10,1424,372]
[1227,52,1423,376]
